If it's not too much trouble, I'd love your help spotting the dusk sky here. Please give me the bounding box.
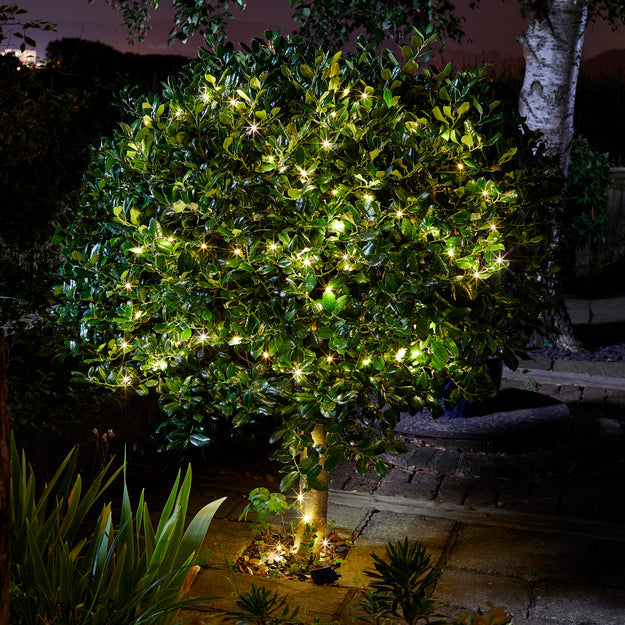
[7,0,625,63]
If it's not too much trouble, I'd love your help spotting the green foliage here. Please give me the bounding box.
[100,0,245,45]
[0,3,55,50]
[228,584,299,625]
[291,0,464,50]
[358,538,444,625]
[10,435,224,624]
[240,487,295,536]
[560,134,611,279]
[54,31,555,485]
[6,323,125,445]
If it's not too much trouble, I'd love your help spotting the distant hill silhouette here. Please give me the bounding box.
[581,49,625,78]
[46,38,191,91]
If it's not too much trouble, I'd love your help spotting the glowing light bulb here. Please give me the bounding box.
[362,358,371,366]
[326,355,334,363]
[482,190,488,197]
[121,375,132,385]
[303,258,311,267]
[299,167,308,179]
[293,367,303,379]
[167,236,174,243]
[324,285,333,294]
[233,247,242,256]
[331,188,338,196]
[134,311,142,319]
[331,111,337,118]
[302,514,311,524]
[262,351,270,359]
[200,243,207,249]
[342,253,349,261]
[322,139,333,150]
[496,255,504,265]
[343,88,350,96]
[247,123,259,135]
[198,332,208,342]
[229,98,238,106]
[361,92,368,99]
[396,210,404,218]
[473,270,481,279]
[124,282,132,290]
[322,539,330,548]
[269,242,277,251]
[231,335,242,345]
[297,493,304,503]
[457,162,464,170]
[120,340,129,349]
[490,224,497,231]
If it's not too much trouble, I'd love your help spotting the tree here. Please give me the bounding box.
[0,4,55,51]
[54,31,555,546]
[103,0,625,175]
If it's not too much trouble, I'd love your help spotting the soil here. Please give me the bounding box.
[235,529,348,582]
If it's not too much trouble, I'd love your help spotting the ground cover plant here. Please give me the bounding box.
[54,30,556,535]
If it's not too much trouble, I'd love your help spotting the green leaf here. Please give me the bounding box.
[280,471,300,492]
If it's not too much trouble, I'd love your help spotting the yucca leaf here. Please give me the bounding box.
[154,470,181,538]
[104,542,128,600]
[172,496,226,571]
[142,500,156,564]
[92,506,113,579]
[57,473,83,546]
[159,467,193,576]
[24,518,53,598]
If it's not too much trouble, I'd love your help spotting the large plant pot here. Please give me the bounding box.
[396,388,571,453]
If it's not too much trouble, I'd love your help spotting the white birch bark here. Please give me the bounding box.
[518,0,589,175]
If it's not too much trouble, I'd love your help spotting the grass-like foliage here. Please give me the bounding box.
[10,436,224,624]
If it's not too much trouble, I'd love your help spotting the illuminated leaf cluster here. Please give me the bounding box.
[55,32,555,482]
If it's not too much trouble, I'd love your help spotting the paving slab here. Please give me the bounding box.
[199,518,252,568]
[337,544,444,589]
[435,568,531,619]
[356,509,455,549]
[530,582,625,625]
[436,474,471,506]
[326,501,370,539]
[376,468,439,499]
[446,525,597,585]
[190,568,357,624]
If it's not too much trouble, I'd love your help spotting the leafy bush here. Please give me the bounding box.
[560,134,611,280]
[54,31,555,486]
[10,436,224,624]
[358,538,444,625]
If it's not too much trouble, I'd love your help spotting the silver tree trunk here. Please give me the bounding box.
[518,0,589,175]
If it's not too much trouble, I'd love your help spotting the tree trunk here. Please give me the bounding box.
[0,331,10,625]
[518,0,589,176]
[293,423,328,556]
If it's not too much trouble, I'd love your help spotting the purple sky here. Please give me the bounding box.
[7,0,625,62]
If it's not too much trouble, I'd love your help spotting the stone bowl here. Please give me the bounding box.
[395,388,571,453]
